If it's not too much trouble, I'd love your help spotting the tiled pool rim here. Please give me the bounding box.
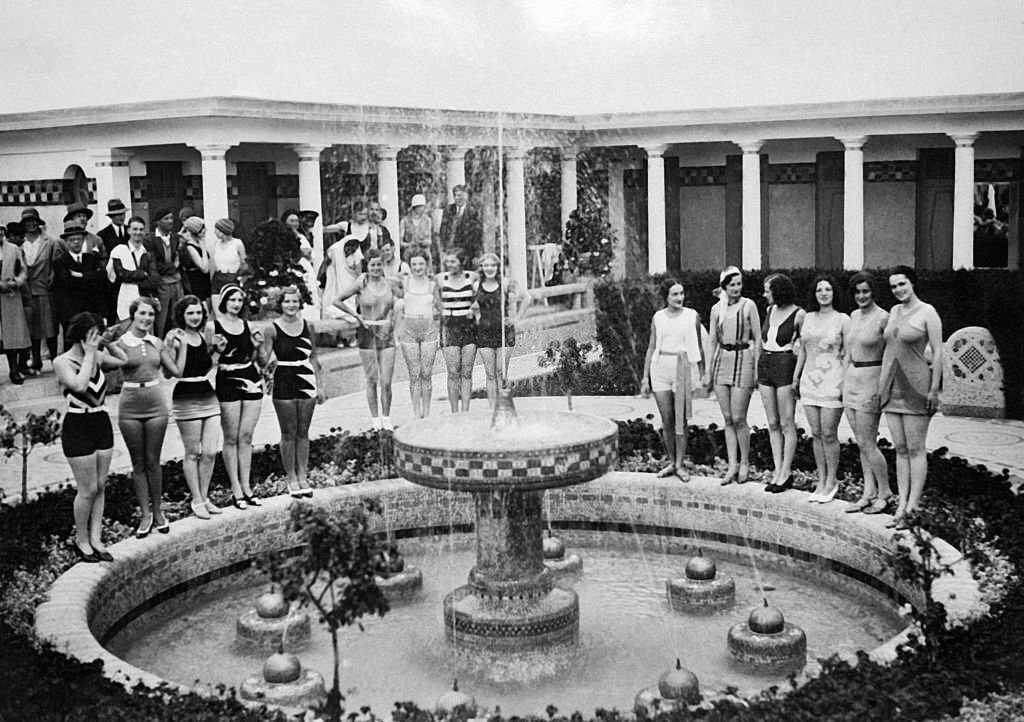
[36,472,980,706]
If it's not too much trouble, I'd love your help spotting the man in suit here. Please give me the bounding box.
[439,184,483,266]
[365,197,393,252]
[142,207,183,336]
[98,198,130,323]
[62,202,107,261]
[53,220,107,344]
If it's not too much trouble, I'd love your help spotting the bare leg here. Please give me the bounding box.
[401,341,423,417]
[69,454,99,552]
[118,418,151,528]
[819,406,844,494]
[90,449,113,552]
[886,413,910,515]
[219,402,244,498]
[175,418,205,502]
[776,385,799,483]
[142,416,169,525]
[442,346,461,413]
[360,349,381,418]
[714,385,739,482]
[732,387,754,480]
[459,344,477,412]
[803,405,826,493]
[420,340,438,417]
[479,347,498,408]
[198,416,219,499]
[378,347,396,417]
[653,390,677,475]
[500,345,513,386]
[759,385,783,483]
[237,399,262,496]
[295,398,317,488]
[274,399,300,490]
[903,414,932,512]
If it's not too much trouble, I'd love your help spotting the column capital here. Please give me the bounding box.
[735,140,764,154]
[445,145,474,162]
[561,147,580,163]
[838,136,868,151]
[948,132,979,147]
[375,144,404,161]
[505,146,529,162]
[191,143,235,160]
[293,144,328,162]
[639,143,670,158]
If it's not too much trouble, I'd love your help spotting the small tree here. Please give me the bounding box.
[537,337,594,411]
[260,499,391,722]
[561,207,615,279]
[0,406,61,503]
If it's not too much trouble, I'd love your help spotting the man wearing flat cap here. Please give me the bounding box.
[53,219,107,344]
[143,207,183,336]
[61,202,107,261]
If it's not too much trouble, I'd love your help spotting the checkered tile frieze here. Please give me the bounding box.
[679,166,727,186]
[393,435,618,491]
[766,163,816,184]
[865,160,918,182]
[0,178,96,206]
[183,175,203,202]
[976,158,1021,183]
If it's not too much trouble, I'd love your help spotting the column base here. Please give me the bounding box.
[443,584,579,650]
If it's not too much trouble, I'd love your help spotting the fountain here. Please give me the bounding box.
[240,644,326,708]
[374,545,424,601]
[542,530,583,575]
[666,550,736,611]
[634,659,701,714]
[392,390,618,649]
[727,599,807,670]
[236,587,311,648]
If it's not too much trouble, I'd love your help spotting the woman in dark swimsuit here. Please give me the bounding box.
[473,253,528,408]
[209,285,266,508]
[262,286,325,497]
[435,250,478,413]
[757,273,805,493]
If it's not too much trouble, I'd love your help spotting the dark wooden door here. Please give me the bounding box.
[236,162,273,235]
[146,162,184,223]
[815,151,844,269]
[916,149,954,270]
[623,168,648,278]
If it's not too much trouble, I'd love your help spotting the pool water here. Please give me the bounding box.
[108,540,902,716]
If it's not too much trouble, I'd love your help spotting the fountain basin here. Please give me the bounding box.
[236,607,311,648]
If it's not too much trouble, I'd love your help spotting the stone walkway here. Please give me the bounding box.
[3,352,1024,501]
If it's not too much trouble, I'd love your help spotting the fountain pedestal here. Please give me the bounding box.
[393,395,617,650]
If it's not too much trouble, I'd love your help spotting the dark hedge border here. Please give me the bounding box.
[2,425,1023,721]
[594,269,1024,419]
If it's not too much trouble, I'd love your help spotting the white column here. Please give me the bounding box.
[193,143,234,233]
[738,140,764,270]
[375,145,402,240]
[642,144,669,275]
[294,143,327,266]
[506,147,529,292]
[950,132,979,270]
[560,149,578,231]
[840,136,867,270]
[608,159,626,280]
[89,149,132,222]
[445,146,471,202]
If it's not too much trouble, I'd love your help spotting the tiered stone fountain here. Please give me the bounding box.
[393,391,617,649]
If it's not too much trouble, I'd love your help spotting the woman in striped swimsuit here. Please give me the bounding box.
[435,250,478,413]
[705,267,761,485]
[54,312,127,563]
[263,286,325,496]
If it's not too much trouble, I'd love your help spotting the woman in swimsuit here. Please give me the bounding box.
[793,275,849,503]
[435,250,478,413]
[210,285,266,508]
[757,272,805,493]
[841,272,892,515]
[397,250,439,418]
[880,265,943,529]
[164,295,225,519]
[333,249,402,430]
[115,297,179,537]
[54,313,127,563]
[263,286,326,496]
[642,279,706,482]
[473,253,528,408]
[705,266,761,485]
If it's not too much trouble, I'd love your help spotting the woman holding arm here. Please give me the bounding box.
[165,295,224,519]
[398,250,440,418]
[641,279,706,482]
[436,250,478,413]
[758,273,805,493]
[879,265,943,529]
[54,312,127,562]
[793,275,849,503]
[211,285,266,508]
[210,219,246,304]
[473,253,529,408]
[333,249,401,430]
[842,272,892,514]
[115,297,179,537]
[705,267,761,485]
[108,216,156,322]
[263,286,326,496]
[179,217,212,310]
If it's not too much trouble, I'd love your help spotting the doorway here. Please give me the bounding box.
[236,162,274,236]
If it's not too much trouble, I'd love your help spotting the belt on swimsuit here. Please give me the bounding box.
[219,362,254,372]
[657,350,679,356]
[275,360,307,367]
[66,405,107,414]
[178,376,211,382]
[721,343,750,351]
[762,350,794,355]
[403,313,434,319]
[442,310,471,318]
[852,360,882,368]
[122,379,160,389]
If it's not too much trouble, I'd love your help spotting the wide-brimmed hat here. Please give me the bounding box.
[409,193,427,209]
[61,219,88,239]
[299,209,319,220]
[21,208,41,222]
[4,221,22,236]
[64,202,94,222]
[106,199,128,216]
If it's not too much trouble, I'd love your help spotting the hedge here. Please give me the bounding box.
[593,269,1024,418]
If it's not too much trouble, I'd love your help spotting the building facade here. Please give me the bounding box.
[0,93,1021,290]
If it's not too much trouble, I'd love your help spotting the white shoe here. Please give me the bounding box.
[382,417,393,430]
[371,417,382,430]
[191,500,211,520]
[205,500,223,515]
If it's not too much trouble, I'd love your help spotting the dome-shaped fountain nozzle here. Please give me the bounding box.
[263,643,302,683]
[684,548,716,581]
[748,598,786,634]
[255,587,289,619]
[657,658,700,703]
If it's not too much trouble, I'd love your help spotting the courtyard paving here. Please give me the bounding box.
[2,352,1023,502]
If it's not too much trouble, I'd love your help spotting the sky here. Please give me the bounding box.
[0,0,1022,116]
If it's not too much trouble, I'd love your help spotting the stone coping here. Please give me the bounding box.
[36,473,981,707]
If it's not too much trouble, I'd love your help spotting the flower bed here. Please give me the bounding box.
[2,422,1023,720]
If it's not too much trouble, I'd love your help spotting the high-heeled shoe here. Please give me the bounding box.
[737,465,750,484]
[232,496,248,510]
[845,498,872,513]
[299,488,314,498]
[244,495,261,507]
[155,520,170,534]
[92,547,114,562]
[815,486,838,504]
[136,518,153,539]
[70,541,99,564]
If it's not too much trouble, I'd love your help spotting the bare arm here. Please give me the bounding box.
[162,329,188,377]
[641,315,658,396]
[925,305,944,408]
[185,243,209,274]
[54,331,102,393]
[704,303,721,386]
